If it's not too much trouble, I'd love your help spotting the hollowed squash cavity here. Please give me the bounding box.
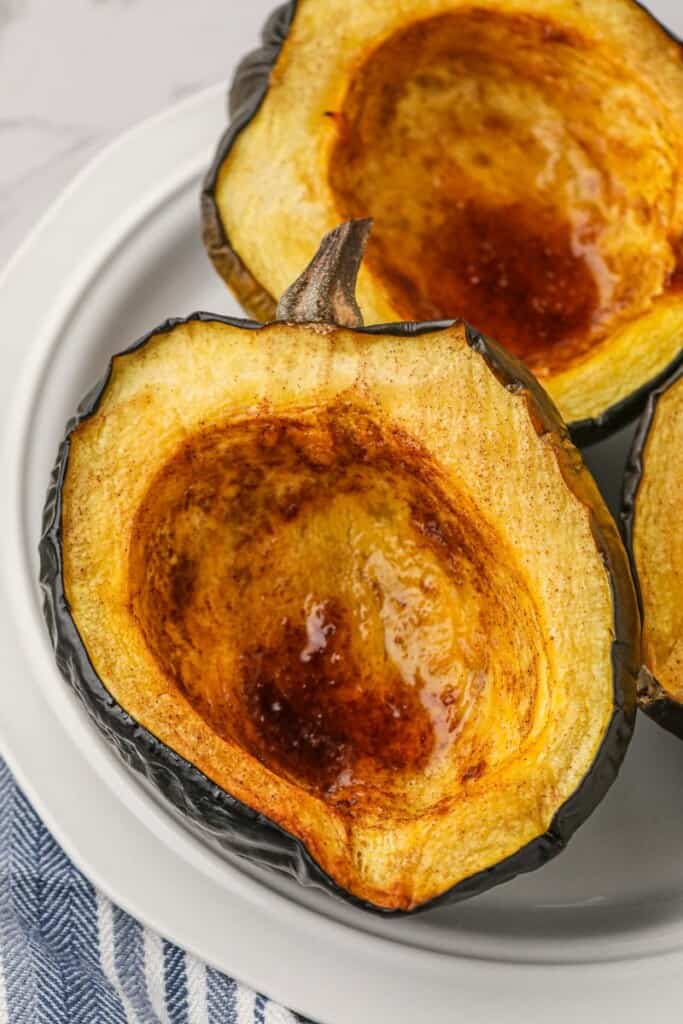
[128,409,545,815]
[204,0,683,435]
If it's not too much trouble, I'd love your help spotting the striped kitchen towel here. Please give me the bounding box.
[0,759,312,1024]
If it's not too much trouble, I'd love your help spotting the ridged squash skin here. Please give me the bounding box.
[622,352,683,739]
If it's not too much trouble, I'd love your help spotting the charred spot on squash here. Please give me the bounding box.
[328,9,680,375]
[128,405,546,815]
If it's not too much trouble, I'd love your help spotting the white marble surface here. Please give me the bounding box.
[0,0,277,267]
[2,0,683,272]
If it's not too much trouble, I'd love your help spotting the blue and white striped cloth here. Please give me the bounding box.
[0,760,311,1024]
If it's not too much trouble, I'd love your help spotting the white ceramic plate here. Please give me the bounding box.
[2,10,683,1016]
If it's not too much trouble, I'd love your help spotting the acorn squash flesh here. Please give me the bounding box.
[204,0,683,438]
[41,313,637,911]
[622,358,683,737]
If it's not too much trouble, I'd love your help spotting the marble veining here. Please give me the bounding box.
[0,1,27,29]
[0,0,277,265]
[1,0,682,270]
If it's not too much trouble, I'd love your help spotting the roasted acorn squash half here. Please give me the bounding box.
[41,223,638,913]
[202,0,683,443]
[622,352,683,739]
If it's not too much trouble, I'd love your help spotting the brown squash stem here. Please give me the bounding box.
[276,219,372,326]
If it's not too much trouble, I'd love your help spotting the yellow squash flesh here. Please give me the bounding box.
[212,0,683,427]
[62,318,621,909]
[631,374,683,704]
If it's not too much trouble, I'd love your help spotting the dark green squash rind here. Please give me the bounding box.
[201,0,682,444]
[200,2,295,322]
[571,349,683,447]
[620,350,683,738]
[39,313,638,915]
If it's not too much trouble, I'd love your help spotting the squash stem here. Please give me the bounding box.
[276,219,372,327]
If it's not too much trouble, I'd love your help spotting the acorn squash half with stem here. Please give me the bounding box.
[202,0,683,443]
[41,222,638,913]
[622,352,683,739]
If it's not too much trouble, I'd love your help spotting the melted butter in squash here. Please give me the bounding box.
[129,408,545,817]
[329,10,680,376]
[212,0,683,426]
[58,319,624,909]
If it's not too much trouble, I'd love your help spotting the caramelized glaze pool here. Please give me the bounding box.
[129,406,546,814]
[329,9,679,375]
